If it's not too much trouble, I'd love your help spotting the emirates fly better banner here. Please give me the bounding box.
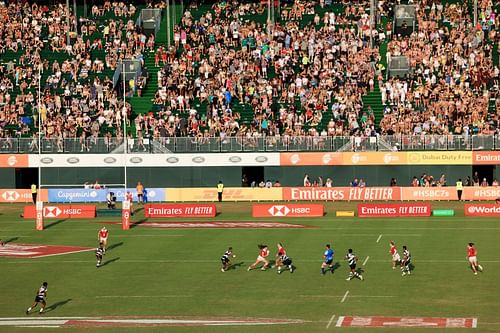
[144,204,217,218]
[358,203,432,217]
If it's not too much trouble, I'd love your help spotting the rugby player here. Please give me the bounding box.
[401,245,412,276]
[345,249,363,281]
[389,241,401,269]
[248,245,270,271]
[98,227,109,253]
[96,245,105,267]
[321,244,334,274]
[26,282,48,314]
[220,247,236,272]
[467,243,483,275]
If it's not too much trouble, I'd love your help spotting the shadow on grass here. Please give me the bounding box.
[228,262,245,270]
[100,257,120,267]
[2,237,19,244]
[333,262,341,271]
[107,242,124,251]
[130,219,147,229]
[45,219,67,229]
[44,299,72,313]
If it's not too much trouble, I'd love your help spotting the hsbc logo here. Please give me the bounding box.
[44,206,62,217]
[254,204,324,218]
[268,205,291,216]
[2,191,20,201]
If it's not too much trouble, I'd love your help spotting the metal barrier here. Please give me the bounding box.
[0,135,499,153]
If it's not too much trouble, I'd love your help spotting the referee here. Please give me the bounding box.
[217,181,224,202]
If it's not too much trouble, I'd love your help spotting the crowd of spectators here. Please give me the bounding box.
[381,0,499,138]
[0,0,498,150]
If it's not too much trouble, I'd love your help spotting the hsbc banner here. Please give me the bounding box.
[47,188,165,203]
[24,205,96,219]
[0,189,47,203]
[252,204,324,218]
[464,204,500,217]
[358,203,431,217]
[144,204,216,218]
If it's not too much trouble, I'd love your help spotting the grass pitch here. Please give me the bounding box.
[0,201,499,332]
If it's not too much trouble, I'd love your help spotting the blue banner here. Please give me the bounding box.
[47,188,165,203]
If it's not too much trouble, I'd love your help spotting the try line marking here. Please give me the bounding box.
[376,234,382,243]
[362,256,370,266]
[341,291,349,303]
[96,295,192,298]
[325,314,336,329]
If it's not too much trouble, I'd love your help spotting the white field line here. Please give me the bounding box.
[35,248,95,258]
[362,256,370,266]
[340,291,349,303]
[325,314,336,329]
[299,295,394,299]
[3,259,500,264]
[15,326,60,328]
[96,295,192,298]
[335,316,345,327]
[376,234,382,243]
[472,318,478,328]
[113,235,184,237]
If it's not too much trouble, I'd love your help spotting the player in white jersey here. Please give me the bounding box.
[345,249,363,281]
[220,247,236,272]
[401,245,411,276]
[26,282,48,314]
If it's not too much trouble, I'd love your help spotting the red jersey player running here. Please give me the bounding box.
[389,241,401,269]
[248,245,270,271]
[98,227,109,253]
[467,243,483,275]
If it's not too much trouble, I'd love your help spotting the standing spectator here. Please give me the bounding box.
[217,180,224,202]
[359,179,366,188]
[136,182,144,204]
[303,174,311,187]
[351,178,359,187]
[31,184,37,204]
[481,178,489,187]
[473,172,480,186]
[411,176,419,187]
[456,179,463,201]
[390,178,397,186]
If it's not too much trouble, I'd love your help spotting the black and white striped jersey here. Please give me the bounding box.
[346,253,357,266]
[403,249,411,262]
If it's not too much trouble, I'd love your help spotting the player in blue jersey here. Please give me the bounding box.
[321,244,334,274]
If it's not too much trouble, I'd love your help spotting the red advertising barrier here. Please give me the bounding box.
[463,187,500,201]
[144,204,217,218]
[401,187,458,201]
[464,204,500,217]
[358,203,432,217]
[252,204,324,217]
[24,205,96,219]
[283,187,400,201]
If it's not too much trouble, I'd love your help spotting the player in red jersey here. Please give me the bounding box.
[467,243,483,275]
[125,191,134,215]
[248,245,270,271]
[98,227,109,253]
[389,241,401,269]
[275,243,286,268]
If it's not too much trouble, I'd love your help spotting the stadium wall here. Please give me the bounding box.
[35,165,494,188]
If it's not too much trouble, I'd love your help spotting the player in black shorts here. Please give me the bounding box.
[26,282,48,314]
[96,245,105,267]
[220,247,235,272]
[277,254,294,274]
[345,249,363,281]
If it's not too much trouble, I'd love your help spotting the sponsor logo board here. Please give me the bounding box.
[280,152,343,166]
[165,188,282,202]
[144,204,216,218]
[47,188,165,203]
[283,187,400,201]
[342,152,407,165]
[24,205,96,218]
[407,152,472,165]
[463,187,500,201]
[0,243,93,258]
[401,187,458,200]
[358,203,431,217]
[252,204,323,217]
[0,154,29,168]
[0,189,47,203]
[464,204,500,217]
[473,151,500,165]
[336,316,477,328]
